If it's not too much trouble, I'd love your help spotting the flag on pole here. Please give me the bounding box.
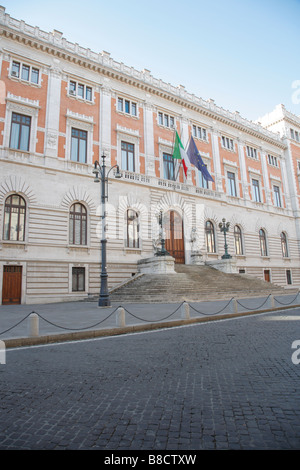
[172,130,188,178]
[186,135,214,182]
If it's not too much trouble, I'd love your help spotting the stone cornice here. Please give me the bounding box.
[280,107,300,129]
[258,104,300,132]
[0,6,286,150]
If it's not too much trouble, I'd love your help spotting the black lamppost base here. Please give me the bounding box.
[221,254,232,259]
[98,297,111,307]
[155,251,171,257]
[155,237,170,257]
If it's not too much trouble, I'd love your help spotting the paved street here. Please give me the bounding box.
[0,308,300,451]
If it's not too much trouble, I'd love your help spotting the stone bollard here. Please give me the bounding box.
[266,294,275,309]
[230,298,238,314]
[0,340,6,364]
[180,301,190,320]
[28,312,39,337]
[116,307,126,328]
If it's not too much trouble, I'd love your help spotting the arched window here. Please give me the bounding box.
[205,220,216,253]
[280,232,289,258]
[69,203,87,245]
[259,229,268,256]
[126,209,139,248]
[234,225,243,255]
[3,194,26,241]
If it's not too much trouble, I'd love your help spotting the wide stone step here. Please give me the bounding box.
[107,264,296,303]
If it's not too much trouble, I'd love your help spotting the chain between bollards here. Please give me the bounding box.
[0,292,299,338]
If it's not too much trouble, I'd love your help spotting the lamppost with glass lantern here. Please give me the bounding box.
[93,154,122,307]
[155,209,170,256]
[219,218,232,259]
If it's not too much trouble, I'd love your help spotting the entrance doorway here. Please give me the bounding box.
[2,266,22,305]
[264,269,270,282]
[164,210,185,264]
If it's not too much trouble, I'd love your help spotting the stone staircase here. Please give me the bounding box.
[109,264,298,303]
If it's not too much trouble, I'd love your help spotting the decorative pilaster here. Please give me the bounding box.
[260,149,272,205]
[44,67,62,160]
[100,82,112,166]
[211,130,223,192]
[237,139,250,200]
[144,101,156,177]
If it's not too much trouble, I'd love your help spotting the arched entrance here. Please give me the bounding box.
[164,210,185,264]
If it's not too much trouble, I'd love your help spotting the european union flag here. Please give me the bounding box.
[186,135,214,182]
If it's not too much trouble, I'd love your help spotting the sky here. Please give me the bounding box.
[2,0,300,122]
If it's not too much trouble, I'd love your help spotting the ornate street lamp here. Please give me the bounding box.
[155,210,170,256]
[219,218,232,259]
[93,154,122,307]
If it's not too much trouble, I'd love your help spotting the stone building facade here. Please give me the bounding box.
[0,6,299,304]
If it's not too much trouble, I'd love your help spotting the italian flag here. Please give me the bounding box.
[173,131,188,178]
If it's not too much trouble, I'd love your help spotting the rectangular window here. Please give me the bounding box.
[21,64,30,81]
[31,68,39,84]
[125,100,130,114]
[268,154,278,167]
[69,81,76,95]
[158,112,163,125]
[286,270,292,285]
[11,60,39,84]
[273,185,282,207]
[193,125,207,141]
[158,112,175,129]
[78,84,84,98]
[163,153,175,181]
[199,168,208,189]
[246,146,257,159]
[72,267,85,292]
[11,61,20,77]
[69,81,92,101]
[131,102,137,116]
[227,171,237,197]
[86,87,92,101]
[118,97,123,112]
[117,97,137,116]
[121,141,135,172]
[71,128,87,163]
[222,136,234,151]
[10,113,31,151]
[252,179,261,202]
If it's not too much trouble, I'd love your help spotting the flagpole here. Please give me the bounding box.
[183,134,191,183]
[171,128,178,180]
[174,126,185,183]
[175,160,182,182]
[179,124,185,182]
[172,128,189,183]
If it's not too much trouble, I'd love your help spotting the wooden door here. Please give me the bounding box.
[2,266,22,305]
[264,269,270,282]
[164,210,185,264]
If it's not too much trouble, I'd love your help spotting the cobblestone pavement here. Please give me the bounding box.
[0,308,300,451]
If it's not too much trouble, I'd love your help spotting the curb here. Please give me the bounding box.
[4,302,300,349]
